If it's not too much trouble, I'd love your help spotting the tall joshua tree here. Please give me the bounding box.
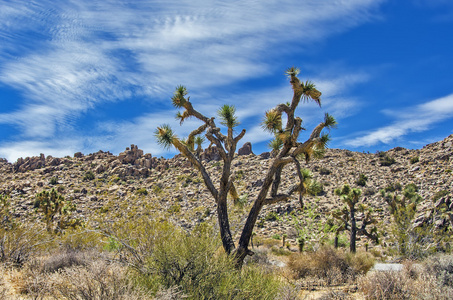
[155,67,336,267]
[333,184,378,253]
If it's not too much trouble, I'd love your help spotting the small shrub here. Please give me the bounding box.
[358,271,412,299]
[410,156,419,164]
[167,204,181,214]
[49,177,58,185]
[308,180,323,196]
[380,155,396,166]
[272,234,281,240]
[52,260,149,299]
[384,182,402,192]
[152,184,163,194]
[345,251,375,275]
[355,173,368,187]
[319,167,331,175]
[135,188,148,196]
[288,246,354,285]
[82,171,95,181]
[264,211,279,221]
[433,190,450,202]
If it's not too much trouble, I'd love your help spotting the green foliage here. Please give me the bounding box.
[319,167,331,175]
[34,189,81,233]
[49,176,58,185]
[307,180,323,196]
[262,109,282,133]
[171,85,188,108]
[355,173,368,187]
[264,211,279,221]
[110,218,282,299]
[82,171,95,181]
[135,188,148,196]
[267,136,283,152]
[380,154,396,166]
[291,200,328,251]
[271,234,281,240]
[384,182,402,192]
[167,204,181,214]
[381,184,439,258]
[323,113,338,129]
[285,66,300,77]
[154,124,175,151]
[433,190,450,202]
[0,194,14,229]
[410,156,419,164]
[335,184,361,208]
[217,104,239,128]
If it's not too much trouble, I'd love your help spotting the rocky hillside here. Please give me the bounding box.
[1,135,452,246]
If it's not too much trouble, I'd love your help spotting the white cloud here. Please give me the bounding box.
[345,94,453,147]
[0,0,384,160]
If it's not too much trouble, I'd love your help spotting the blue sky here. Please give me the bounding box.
[1,0,453,162]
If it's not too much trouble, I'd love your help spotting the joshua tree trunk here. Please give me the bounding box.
[350,206,356,253]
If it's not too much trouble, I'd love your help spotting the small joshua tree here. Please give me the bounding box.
[1,194,14,229]
[333,184,378,253]
[34,189,81,233]
[155,67,336,266]
[380,183,435,258]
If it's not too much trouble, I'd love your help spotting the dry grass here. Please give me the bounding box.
[358,254,453,299]
[288,246,375,286]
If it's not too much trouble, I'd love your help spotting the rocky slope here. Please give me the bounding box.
[1,135,452,247]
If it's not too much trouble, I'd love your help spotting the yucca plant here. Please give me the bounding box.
[333,185,378,253]
[155,67,336,267]
[34,189,81,233]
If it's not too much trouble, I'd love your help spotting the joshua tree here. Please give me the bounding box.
[155,67,336,266]
[333,184,378,253]
[34,189,81,233]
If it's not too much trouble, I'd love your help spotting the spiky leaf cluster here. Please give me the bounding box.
[171,85,188,108]
[218,104,239,128]
[154,124,176,151]
[34,189,78,233]
[335,184,362,208]
[301,80,322,105]
[262,109,282,133]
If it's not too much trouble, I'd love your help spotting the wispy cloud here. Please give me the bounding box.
[345,94,453,147]
[0,0,384,161]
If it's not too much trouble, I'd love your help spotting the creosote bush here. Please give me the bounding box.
[104,217,284,299]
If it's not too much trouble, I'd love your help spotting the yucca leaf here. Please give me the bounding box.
[195,135,205,148]
[171,85,188,108]
[262,109,282,133]
[285,66,300,77]
[267,137,283,151]
[217,104,239,128]
[154,124,175,150]
[323,113,337,129]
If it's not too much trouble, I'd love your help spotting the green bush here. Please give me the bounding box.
[49,176,58,185]
[135,188,148,196]
[410,156,419,164]
[355,174,368,187]
[82,171,95,181]
[380,155,396,166]
[126,221,282,299]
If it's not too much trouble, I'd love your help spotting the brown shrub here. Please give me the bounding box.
[288,246,353,285]
[358,256,453,300]
[51,260,150,299]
